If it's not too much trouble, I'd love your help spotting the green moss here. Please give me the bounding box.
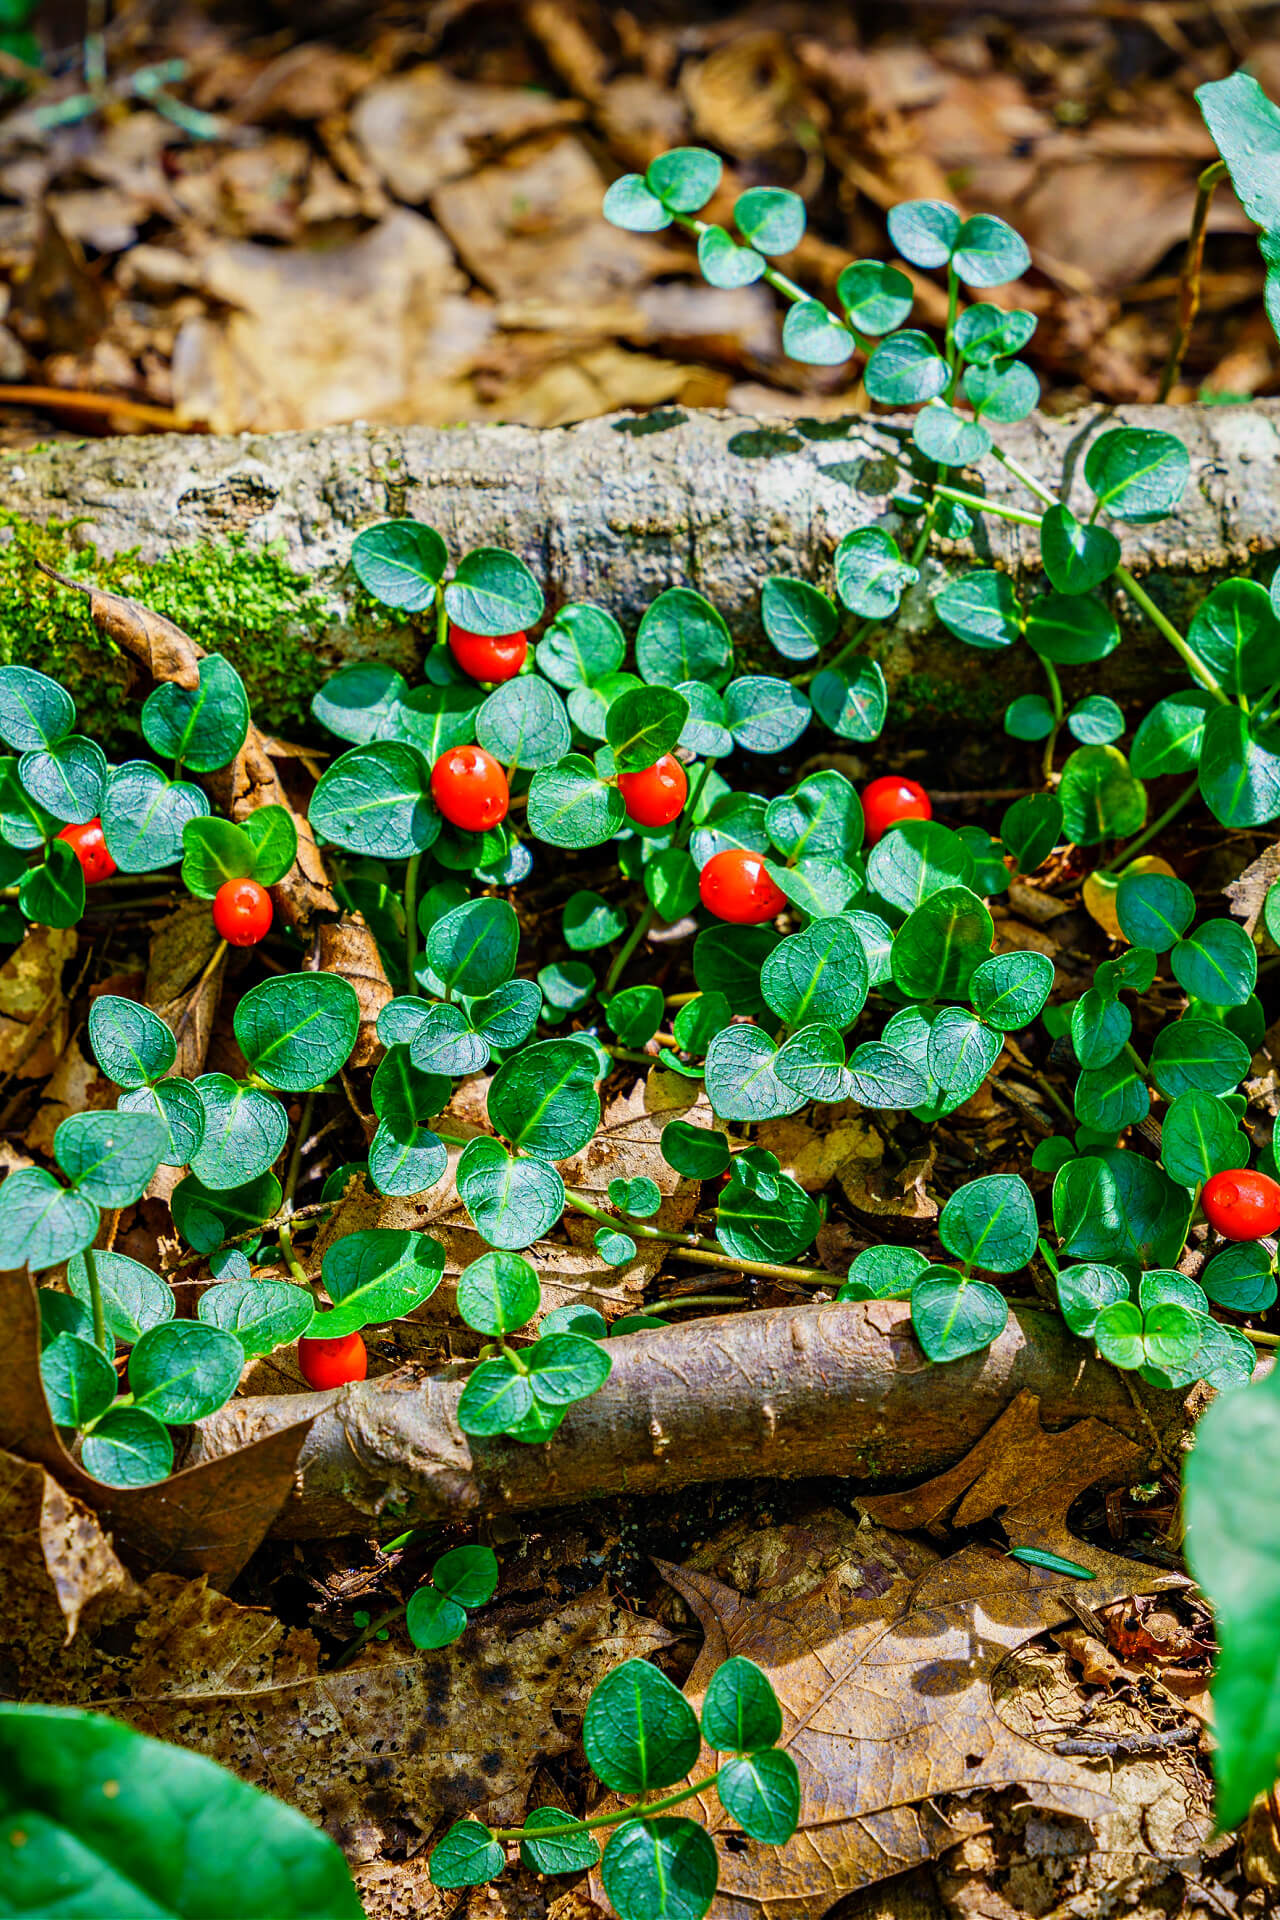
[891,670,1004,727]
[0,514,368,740]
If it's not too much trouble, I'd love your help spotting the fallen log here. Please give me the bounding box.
[8,403,1280,732]
[188,1299,1190,1539]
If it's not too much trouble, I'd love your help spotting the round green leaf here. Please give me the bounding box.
[1039,503,1121,594]
[934,571,1022,650]
[939,1173,1037,1273]
[488,1039,600,1160]
[312,1228,445,1338]
[601,1818,717,1920]
[0,666,74,751]
[101,762,210,873]
[584,1659,702,1792]
[234,974,360,1090]
[128,1319,242,1423]
[429,1820,506,1889]
[1025,592,1120,666]
[444,547,544,637]
[456,1250,540,1336]
[701,1655,783,1751]
[647,146,721,212]
[41,1332,117,1428]
[19,734,107,824]
[68,1249,175,1343]
[352,519,447,611]
[528,753,626,848]
[864,331,949,405]
[198,1278,314,1357]
[887,198,961,267]
[1058,745,1146,846]
[606,684,689,773]
[518,1807,602,1876]
[456,1135,564,1249]
[310,742,437,860]
[911,1269,1009,1361]
[405,1585,467,1651]
[476,676,571,770]
[890,886,993,1001]
[19,839,84,929]
[1083,427,1189,523]
[834,526,917,621]
[697,224,765,289]
[783,300,854,365]
[602,174,671,233]
[81,1405,173,1487]
[1171,917,1257,1008]
[54,1110,166,1208]
[457,1352,534,1435]
[141,655,249,773]
[734,186,805,254]
[717,1749,800,1845]
[536,602,625,689]
[837,259,913,333]
[311,661,407,744]
[635,588,733,688]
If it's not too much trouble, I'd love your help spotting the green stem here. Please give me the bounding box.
[943,266,960,398]
[490,1772,722,1844]
[404,851,421,987]
[932,483,1042,529]
[650,1293,746,1311]
[989,444,1056,508]
[1039,657,1064,781]
[561,1190,836,1286]
[1034,1071,1074,1125]
[282,1091,315,1217]
[1113,565,1227,704]
[82,1244,106,1352]
[331,1602,406,1670]
[1097,777,1200,875]
[603,901,657,999]
[277,1221,310,1288]
[1124,1042,1150,1079]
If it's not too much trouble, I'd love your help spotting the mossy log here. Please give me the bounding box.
[2,402,1278,738]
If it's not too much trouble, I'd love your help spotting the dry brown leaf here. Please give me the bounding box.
[145,897,226,1081]
[757,1108,882,1194]
[1227,837,1280,936]
[840,1140,938,1221]
[1083,856,1176,940]
[314,914,391,1069]
[28,1033,115,1155]
[0,923,73,1080]
[352,63,584,202]
[613,1395,1192,1917]
[0,1448,139,1644]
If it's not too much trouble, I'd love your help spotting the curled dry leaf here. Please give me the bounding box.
[0,1448,139,1644]
[0,923,74,1080]
[314,915,391,1069]
[146,897,226,1082]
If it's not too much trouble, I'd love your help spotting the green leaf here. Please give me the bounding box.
[1025,592,1120,666]
[1184,1350,1280,1823]
[765,771,862,863]
[433,1542,499,1607]
[0,1166,97,1271]
[601,1817,717,1920]
[101,762,210,872]
[180,817,255,899]
[429,1820,506,1889]
[1053,1150,1191,1269]
[528,753,626,847]
[526,1330,611,1408]
[310,1228,445,1338]
[970,950,1053,1029]
[734,185,805,253]
[54,1110,166,1208]
[783,300,855,364]
[838,1244,930,1301]
[1171,917,1257,1008]
[457,1351,534,1435]
[761,916,869,1030]
[954,303,1036,364]
[939,1173,1037,1272]
[234,974,360,1090]
[405,1585,467,1651]
[425,897,519,1000]
[912,400,990,467]
[1115,870,1195,949]
[844,1040,928,1108]
[585,1658,702,1792]
[697,223,764,288]
[488,1039,600,1160]
[19,733,107,824]
[1039,503,1121,594]
[536,602,625,689]
[0,1703,364,1916]
[198,1277,314,1357]
[717,1749,800,1844]
[772,1022,846,1100]
[141,654,249,772]
[1095,946,1159,997]
[311,661,408,744]
[444,546,544,637]
[1074,1057,1149,1133]
[934,570,1022,650]
[647,145,721,211]
[759,576,836,665]
[925,1008,1000,1099]
[187,1075,287,1190]
[1058,745,1146,845]
[1150,1017,1251,1099]
[1201,1243,1277,1315]
[129,1319,242,1422]
[704,1024,804,1122]
[636,588,733,688]
[456,1135,564,1249]
[518,1807,602,1876]
[693,923,780,1020]
[170,1170,281,1254]
[1056,1261,1129,1337]
[837,258,913,332]
[810,660,888,743]
[41,1331,117,1427]
[1196,69,1280,230]
[407,1003,488,1078]
[962,358,1039,423]
[1161,1090,1249,1186]
[950,212,1029,286]
[834,526,918,620]
[723,675,811,753]
[911,1268,1009,1361]
[351,519,447,611]
[1000,792,1062,872]
[890,886,993,1001]
[609,1174,662,1219]
[887,198,961,266]
[1200,706,1280,828]
[81,1405,173,1486]
[606,983,665,1049]
[476,675,571,770]
[717,1166,819,1261]
[390,683,483,762]
[0,755,51,848]
[0,666,73,750]
[864,330,949,405]
[661,1120,730,1179]
[1188,579,1280,697]
[20,839,84,928]
[607,685,689,772]
[1131,688,1213,778]
[1083,427,1190,523]
[456,1249,541,1336]
[603,173,671,232]
[866,819,975,917]
[310,742,437,860]
[701,1655,784,1753]
[1071,989,1131,1068]
[68,1249,175,1343]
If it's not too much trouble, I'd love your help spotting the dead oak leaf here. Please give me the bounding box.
[0,1448,138,1645]
[0,922,74,1079]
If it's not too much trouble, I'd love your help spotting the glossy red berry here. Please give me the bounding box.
[447,623,528,683]
[1202,1169,1280,1242]
[57,818,115,884]
[431,744,509,832]
[298,1330,368,1390]
[212,877,273,948]
[862,775,932,845]
[699,848,786,925]
[618,755,688,828]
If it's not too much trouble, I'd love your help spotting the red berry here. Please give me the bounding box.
[1202,1169,1280,1242]
[57,818,115,884]
[699,848,786,925]
[862,775,931,845]
[212,877,272,948]
[448,623,528,684]
[618,755,688,829]
[297,1330,368,1390]
[431,744,509,832]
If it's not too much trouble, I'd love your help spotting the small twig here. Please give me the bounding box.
[1158,159,1228,403]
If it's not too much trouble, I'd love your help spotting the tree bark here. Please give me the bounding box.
[10,402,1280,721]
[187,1299,1189,1539]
